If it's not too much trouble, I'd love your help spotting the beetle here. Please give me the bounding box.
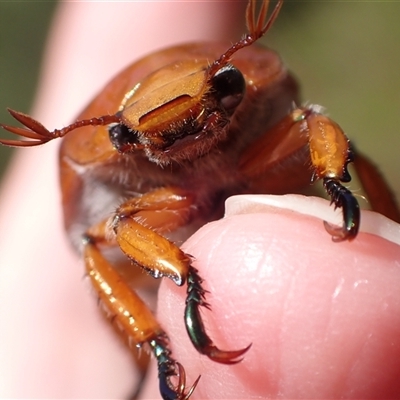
[1,0,399,399]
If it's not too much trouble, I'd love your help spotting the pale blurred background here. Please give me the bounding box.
[0,1,399,205]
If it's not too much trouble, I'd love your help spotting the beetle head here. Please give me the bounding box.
[0,0,282,159]
[108,0,283,165]
[108,60,246,165]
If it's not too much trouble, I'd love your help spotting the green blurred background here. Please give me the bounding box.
[0,1,399,205]
[0,2,57,175]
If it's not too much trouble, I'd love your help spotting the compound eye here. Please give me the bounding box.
[109,122,139,153]
[211,64,245,114]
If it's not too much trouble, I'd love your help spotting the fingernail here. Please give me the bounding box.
[225,194,400,246]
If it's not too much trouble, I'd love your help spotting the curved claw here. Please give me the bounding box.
[159,362,200,400]
[185,266,251,364]
[199,342,252,364]
[323,178,360,242]
[149,336,200,400]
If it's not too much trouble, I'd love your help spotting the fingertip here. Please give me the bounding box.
[156,195,400,398]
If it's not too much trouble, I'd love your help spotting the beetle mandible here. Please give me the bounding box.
[1,0,400,399]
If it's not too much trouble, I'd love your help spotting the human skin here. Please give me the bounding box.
[141,197,400,399]
[1,2,400,399]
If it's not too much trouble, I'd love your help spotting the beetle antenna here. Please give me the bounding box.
[0,108,120,147]
[208,0,283,77]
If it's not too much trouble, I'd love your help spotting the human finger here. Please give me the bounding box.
[141,195,400,399]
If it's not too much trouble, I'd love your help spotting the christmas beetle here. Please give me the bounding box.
[1,0,399,398]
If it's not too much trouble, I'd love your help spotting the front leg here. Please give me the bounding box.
[239,105,361,241]
[86,187,250,398]
[113,187,250,362]
[296,106,360,241]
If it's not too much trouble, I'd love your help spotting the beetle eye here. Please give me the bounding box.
[211,64,245,114]
[108,122,139,153]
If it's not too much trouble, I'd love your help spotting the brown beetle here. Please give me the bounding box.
[1,0,399,399]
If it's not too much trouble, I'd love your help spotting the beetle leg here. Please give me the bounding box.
[113,187,251,363]
[150,339,200,400]
[322,178,360,242]
[84,230,197,400]
[240,106,364,241]
[299,106,362,241]
[185,266,251,363]
[112,187,196,286]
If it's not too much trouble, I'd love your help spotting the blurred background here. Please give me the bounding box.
[0,2,56,176]
[0,1,399,206]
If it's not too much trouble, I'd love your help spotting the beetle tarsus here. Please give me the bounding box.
[323,178,360,242]
[185,266,251,363]
[149,336,200,400]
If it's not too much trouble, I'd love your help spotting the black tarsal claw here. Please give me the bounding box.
[149,336,200,400]
[185,266,251,364]
[323,178,360,242]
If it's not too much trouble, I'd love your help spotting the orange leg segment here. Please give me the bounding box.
[85,187,250,398]
[116,217,192,286]
[84,240,163,344]
[239,106,362,241]
[84,224,198,399]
